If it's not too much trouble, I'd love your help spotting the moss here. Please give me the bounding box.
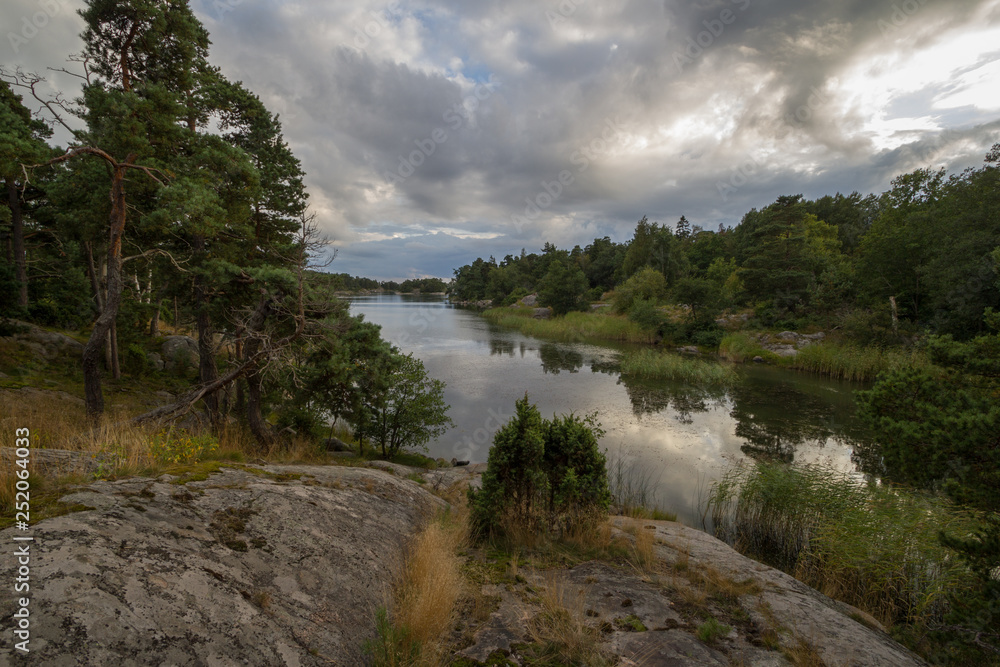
[613,614,647,632]
[209,506,256,552]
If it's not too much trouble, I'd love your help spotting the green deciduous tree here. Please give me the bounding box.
[538,259,588,316]
[352,350,452,459]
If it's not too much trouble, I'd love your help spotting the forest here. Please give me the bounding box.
[0,0,448,459]
[453,154,1000,344]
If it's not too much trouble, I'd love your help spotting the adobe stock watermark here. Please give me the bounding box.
[510,115,626,232]
[7,0,70,55]
[716,151,767,202]
[672,0,751,72]
[351,0,402,51]
[383,75,501,187]
[546,0,589,29]
[877,0,929,37]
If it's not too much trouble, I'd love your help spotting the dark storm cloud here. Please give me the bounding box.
[3,0,999,279]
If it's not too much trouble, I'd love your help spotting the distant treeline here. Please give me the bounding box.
[318,273,448,294]
[453,145,1000,343]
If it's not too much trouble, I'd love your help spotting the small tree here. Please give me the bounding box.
[470,395,610,541]
[544,412,611,532]
[538,259,588,315]
[354,351,453,459]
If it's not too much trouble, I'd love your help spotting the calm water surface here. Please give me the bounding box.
[350,294,871,526]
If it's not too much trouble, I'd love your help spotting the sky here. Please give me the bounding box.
[4,0,1000,281]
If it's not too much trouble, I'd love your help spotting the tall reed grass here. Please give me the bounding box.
[482,308,656,344]
[718,333,777,364]
[709,461,981,629]
[719,334,930,383]
[619,349,737,385]
[789,343,928,383]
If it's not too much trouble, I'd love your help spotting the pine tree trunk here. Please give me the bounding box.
[82,160,132,421]
[110,321,121,380]
[7,180,28,308]
[192,236,220,428]
[245,366,272,451]
[150,298,162,336]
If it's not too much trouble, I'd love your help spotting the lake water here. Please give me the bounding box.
[349,294,871,526]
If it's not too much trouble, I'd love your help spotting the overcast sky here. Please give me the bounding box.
[4,0,1000,280]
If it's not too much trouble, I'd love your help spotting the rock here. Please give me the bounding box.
[0,465,446,666]
[621,519,928,666]
[13,386,85,407]
[450,458,469,467]
[147,351,165,371]
[161,335,198,373]
[520,293,538,307]
[322,436,353,453]
[435,458,452,468]
[777,331,800,341]
[532,307,551,320]
[7,321,84,359]
[752,356,765,363]
[676,345,700,355]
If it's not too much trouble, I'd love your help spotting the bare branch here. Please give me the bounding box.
[121,248,189,272]
[0,66,81,137]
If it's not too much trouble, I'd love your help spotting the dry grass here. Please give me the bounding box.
[524,573,613,667]
[381,505,469,666]
[630,521,657,573]
[0,389,89,450]
[782,637,826,666]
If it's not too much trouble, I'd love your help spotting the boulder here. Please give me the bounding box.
[7,321,84,360]
[161,335,198,373]
[531,307,551,320]
[676,345,700,356]
[321,436,354,453]
[0,465,445,666]
[520,293,538,307]
[147,351,165,371]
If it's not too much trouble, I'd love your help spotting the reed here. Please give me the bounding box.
[619,349,737,385]
[718,333,777,363]
[709,461,981,629]
[789,342,928,383]
[482,308,657,344]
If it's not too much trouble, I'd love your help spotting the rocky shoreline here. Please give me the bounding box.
[0,459,926,666]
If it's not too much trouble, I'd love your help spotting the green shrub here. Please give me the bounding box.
[696,618,730,643]
[123,343,149,377]
[626,298,663,331]
[150,430,220,465]
[544,412,611,532]
[612,267,667,314]
[470,396,611,541]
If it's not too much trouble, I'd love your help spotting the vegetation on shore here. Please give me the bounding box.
[481,306,656,344]
[709,461,991,664]
[619,348,737,385]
